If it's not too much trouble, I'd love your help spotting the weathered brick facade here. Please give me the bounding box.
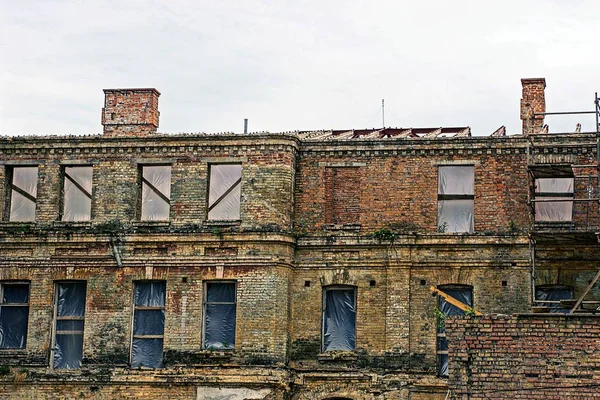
[0,79,599,399]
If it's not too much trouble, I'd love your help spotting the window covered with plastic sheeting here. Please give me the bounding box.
[0,282,30,349]
[61,166,93,221]
[131,281,165,368]
[208,164,242,220]
[535,285,573,313]
[53,282,86,369]
[203,282,236,350]
[534,178,574,222]
[140,166,171,221]
[8,166,38,222]
[437,166,474,233]
[436,284,472,377]
[322,286,356,352]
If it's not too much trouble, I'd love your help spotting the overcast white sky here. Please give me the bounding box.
[1,0,599,136]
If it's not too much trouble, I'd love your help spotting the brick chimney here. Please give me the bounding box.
[520,78,546,135]
[101,88,160,136]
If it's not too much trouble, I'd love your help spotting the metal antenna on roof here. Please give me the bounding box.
[382,99,385,128]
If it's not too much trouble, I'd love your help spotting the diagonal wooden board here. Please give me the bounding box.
[430,286,482,316]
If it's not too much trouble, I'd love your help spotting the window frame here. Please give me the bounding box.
[4,165,39,222]
[0,281,30,350]
[130,280,166,368]
[533,177,574,222]
[437,165,475,233]
[51,280,87,370]
[59,165,93,222]
[138,164,172,221]
[202,280,237,350]
[321,285,357,353]
[436,284,473,378]
[206,163,242,221]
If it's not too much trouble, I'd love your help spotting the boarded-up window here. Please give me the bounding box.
[437,284,473,377]
[535,285,573,313]
[0,282,30,349]
[534,178,573,222]
[62,166,93,221]
[8,166,38,222]
[322,286,356,352]
[208,164,242,220]
[325,167,360,224]
[131,281,165,368]
[140,166,171,221]
[203,281,236,350]
[438,166,474,233]
[53,282,86,369]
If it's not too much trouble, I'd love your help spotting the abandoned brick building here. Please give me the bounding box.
[0,78,599,399]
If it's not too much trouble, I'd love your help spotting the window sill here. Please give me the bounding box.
[132,221,171,227]
[205,220,241,226]
[52,221,92,227]
[198,349,235,359]
[317,351,358,362]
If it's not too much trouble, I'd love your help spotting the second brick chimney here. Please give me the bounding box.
[101,88,160,136]
[520,78,546,135]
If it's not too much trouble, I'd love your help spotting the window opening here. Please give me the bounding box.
[203,281,236,350]
[0,282,30,349]
[322,286,356,352]
[534,178,574,222]
[535,285,573,313]
[437,284,473,377]
[437,166,474,233]
[131,281,166,368]
[208,164,242,220]
[140,166,171,221]
[61,166,93,221]
[7,166,38,222]
[53,281,86,369]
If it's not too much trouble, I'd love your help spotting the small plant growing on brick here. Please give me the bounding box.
[437,222,448,233]
[0,365,9,376]
[370,228,398,242]
[464,307,477,317]
[434,307,446,330]
[508,220,518,234]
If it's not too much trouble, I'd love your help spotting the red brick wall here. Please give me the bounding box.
[446,314,600,399]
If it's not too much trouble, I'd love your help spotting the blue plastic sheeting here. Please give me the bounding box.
[53,282,86,369]
[323,288,356,352]
[437,285,473,377]
[204,282,236,350]
[131,282,166,368]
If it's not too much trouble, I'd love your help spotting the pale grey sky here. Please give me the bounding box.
[1,0,599,136]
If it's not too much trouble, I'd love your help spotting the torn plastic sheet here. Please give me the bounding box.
[54,282,86,369]
[134,310,165,335]
[54,334,83,369]
[535,198,573,222]
[323,288,356,352]
[437,200,474,233]
[208,164,241,220]
[10,167,38,222]
[204,304,236,349]
[206,282,235,303]
[131,338,163,369]
[437,285,472,377]
[0,306,28,348]
[534,178,574,222]
[3,284,29,303]
[141,166,171,221]
[63,166,92,221]
[57,282,86,318]
[134,282,166,307]
[535,285,573,313]
[438,166,474,195]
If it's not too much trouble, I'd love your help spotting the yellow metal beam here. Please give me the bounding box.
[430,286,482,316]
